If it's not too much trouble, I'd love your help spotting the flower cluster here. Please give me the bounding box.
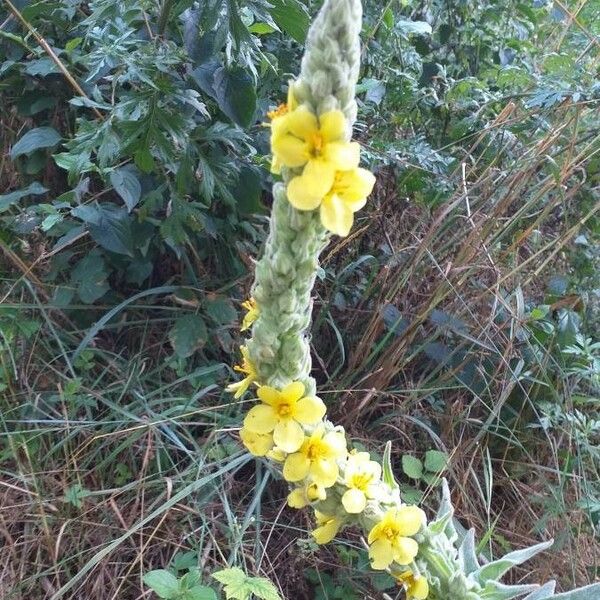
[269,86,376,237]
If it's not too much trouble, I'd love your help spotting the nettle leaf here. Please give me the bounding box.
[212,567,282,600]
[143,570,180,599]
[169,314,208,358]
[71,251,110,304]
[184,586,218,600]
[109,166,142,212]
[267,0,310,43]
[0,182,48,212]
[402,455,423,479]
[72,202,134,256]
[213,66,257,128]
[10,126,62,159]
[204,296,237,325]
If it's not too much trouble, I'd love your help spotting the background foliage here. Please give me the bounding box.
[1,0,598,598]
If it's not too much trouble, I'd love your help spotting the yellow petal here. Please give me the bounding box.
[320,194,354,237]
[368,520,384,544]
[226,376,253,399]
[267,447,286,462]
[336,168,376,206]
[302,159,336,199]
[239,428,273,456]
[287,488,308,509]
[294,395,326,424]
[392,536,419,565]
[319,110,347,142]
[342,488,367,514]
[311,457,338,487]
[283,452,311,482]
[323,141,360,171]
[322,431,347,457]
[272,134,310,168]
[273,418,305,453]
[285,106,318,139]
[369,538,393,570]
[395,505,426,536]
[312,516,341,544]
[410,577,429,600]
[287,175,323,211]
[281,381,305,402]
[307,482,327,502]
[243,404,278,434]
[257,385,280,407]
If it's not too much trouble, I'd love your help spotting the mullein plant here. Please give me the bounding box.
[226,1,600,598]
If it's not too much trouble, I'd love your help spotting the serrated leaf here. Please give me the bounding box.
[424,450,448,473]
[204,296,237,325]
[71,252,110,304]
[10,126,62,159]
[143,570,180,599]
[402,455,423,479]
[184,586,217,600]
[212,567,282,600]
[169,314,208,358]
[109,166,141,212]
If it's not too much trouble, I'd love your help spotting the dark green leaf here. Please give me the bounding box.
[0,182,48,212]
[110,167,142,212]
[213,66,257,127]
[268,0,310,43]
[204,296,237,325]
[10,126,62,159]
[169,314,208,358]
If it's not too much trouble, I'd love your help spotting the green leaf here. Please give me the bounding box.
[110,166,142,212]
[71,251,110,304]
[382,441,400,491]
[268,0,310,43]
[233,166,264,214]
[143,570,180,599]
[401,455,423,479]
[424,450,448,473]
[249,22,276,35]
[204,296,237,325]
[10,126,62,159]
[212,567,282,600]
[169,314,208,358]
[395,19,432,36]
[184,586,218,600]
[72,203,134,256]
[213,66,257,127]
[0,182,48,212]
[382,7,394,29]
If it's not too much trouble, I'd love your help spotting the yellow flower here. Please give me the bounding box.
[271,107,360,197]
[287,481,327,509]
[240,298,259,332]
[341,451,382,514]
[396,571,429,600]
[239,427,274,456]
[268,84,298,174]
[226,346,258,398]
[367,506,426,570]
[243,382,326,453]
[312,510,343,544]
[282,426,347,488]
[306,168,376,237]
